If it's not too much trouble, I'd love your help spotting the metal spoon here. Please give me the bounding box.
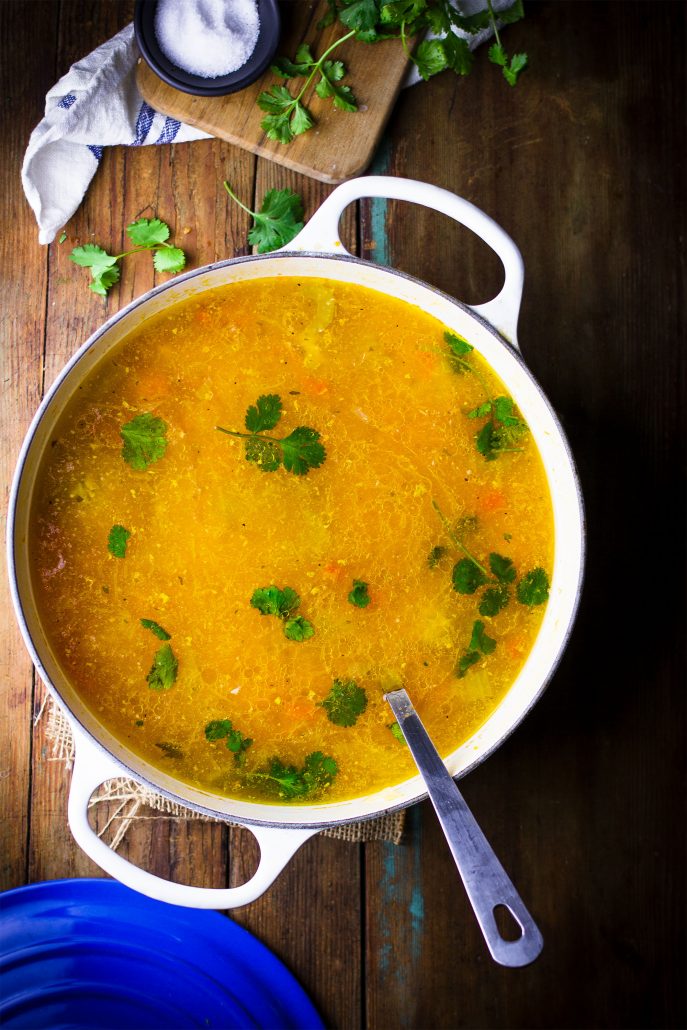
[385,688,544,968]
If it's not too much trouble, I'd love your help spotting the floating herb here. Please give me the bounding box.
[217,394,325,475]
[107,524,130,558]
[348,579,371,608]
[140,618,171,641]
[204,719,253,766]
[248,751,338,800]
[457,619,497,678]
[319,679,367,727]
[250,585,315,641]
[516,567,550,606]
[120,412,168,470]
[146,642,178,691]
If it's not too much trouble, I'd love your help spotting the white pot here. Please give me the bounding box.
[8,177,584,910]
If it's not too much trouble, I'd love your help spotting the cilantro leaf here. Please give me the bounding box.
[444,330,473,357]
[205,719,233,741]
[90,264,120,296]
[427,545,446,569]
[348,579,371,608]
[319,678,368,727]
[290,101,315,136]
[245,436,282,472]
[107,524,130,558]
[146,643,178,691]
[249,751,338,800]
[258,83,295,113]
[452,558,488,595]
[457,650,480,678]
[245,394,283,433]
[251,586,314,641]
[140,618,171,640]
[517,568,550,606]
[224,183,304,254]
[457,620,496,678]
[251,585,300,618]
[489,553,517,583]
[339,0,379,33]
[70,244,117,275]
[469,619,496,655]
[204,718,253,764]
[284,615,315,641]
[414,38,448,81]
[478,584,510,617]
[126,217,170,247]
[120,412,168,470]
[442,33,474,75]
[217,396,326,476]
[389,721,407,744]
[475,420,500,461]
[280,426,326,475]
[152,246,186,273]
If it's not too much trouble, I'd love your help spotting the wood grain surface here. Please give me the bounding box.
[137,0,412,183]
[1,3,685,1028]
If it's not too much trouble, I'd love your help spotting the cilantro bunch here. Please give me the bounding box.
[69,217,186,296]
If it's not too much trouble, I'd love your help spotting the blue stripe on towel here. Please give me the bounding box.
[155,116,181,145]
[88,145,103,161]
[58,93,77,109]
[132,102,155,146]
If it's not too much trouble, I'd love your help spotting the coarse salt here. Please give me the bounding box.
[154,0,260,79]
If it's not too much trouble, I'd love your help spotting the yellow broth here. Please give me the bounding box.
[29,278,553,804]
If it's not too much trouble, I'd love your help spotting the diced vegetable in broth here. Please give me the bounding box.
[29,278,553,804]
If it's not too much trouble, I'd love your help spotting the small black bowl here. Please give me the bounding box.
[134,0,281,97]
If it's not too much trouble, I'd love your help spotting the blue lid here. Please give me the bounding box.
[0,879,324,1029]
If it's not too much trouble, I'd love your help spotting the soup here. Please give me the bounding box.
[30,278,553,804]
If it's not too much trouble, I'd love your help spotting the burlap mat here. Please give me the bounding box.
[40,695,405,848]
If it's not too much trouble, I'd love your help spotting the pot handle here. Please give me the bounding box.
[67,725,318,909]
[286,175,524,350]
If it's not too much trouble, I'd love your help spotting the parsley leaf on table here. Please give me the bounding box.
[146,642,178,691]
[250,585,315,641]
[140,618,171,641]
[348,579,371,608]
[223,183,305,253]
[216,394,326,476]
[107,524,130,558]
[319,679,368,727]
[120,413,168,470]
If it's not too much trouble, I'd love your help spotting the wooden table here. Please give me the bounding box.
[2,3,684,1027]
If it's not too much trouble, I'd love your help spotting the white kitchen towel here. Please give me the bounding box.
[22,2,517,246]
[22,24,211,246]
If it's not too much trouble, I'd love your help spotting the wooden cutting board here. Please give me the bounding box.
[136,1,412,184]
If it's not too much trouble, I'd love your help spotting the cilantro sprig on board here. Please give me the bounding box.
[216,394,326,476]
[69,217,186,296]
[250,585,315,642]
[223,182,304,253]
[248,752,338,800]
[258,33,357,144]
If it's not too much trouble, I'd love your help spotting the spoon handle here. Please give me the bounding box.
[386,688,543,968]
